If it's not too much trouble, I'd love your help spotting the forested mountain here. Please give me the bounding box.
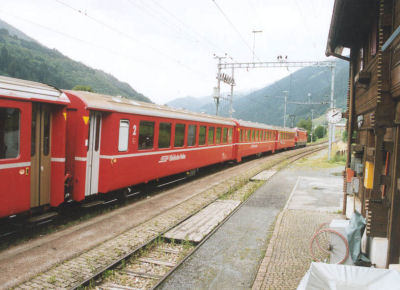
[0,19,150,102]
[166,59,349,126]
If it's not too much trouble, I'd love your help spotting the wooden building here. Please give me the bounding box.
[327,0,400,266]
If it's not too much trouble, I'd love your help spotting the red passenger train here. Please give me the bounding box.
[0,76,306,219]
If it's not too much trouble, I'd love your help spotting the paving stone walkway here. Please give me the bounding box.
[253,150,345,290]
[252,210,341,289]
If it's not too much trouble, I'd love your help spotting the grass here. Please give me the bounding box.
[47,275,56,284]
[293,142,346,169]
[102,269,114,279]
[329,152,346,164]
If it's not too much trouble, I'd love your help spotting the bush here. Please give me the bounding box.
[314,125,326,138]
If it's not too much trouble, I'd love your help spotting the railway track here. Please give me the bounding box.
[73,143,327,290]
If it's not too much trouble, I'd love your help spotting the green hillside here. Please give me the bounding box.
[0,21,150,102]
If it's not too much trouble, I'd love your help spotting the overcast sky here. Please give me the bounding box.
[0,0,335,104]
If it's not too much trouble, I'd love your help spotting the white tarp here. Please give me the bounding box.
[297,262,400,290]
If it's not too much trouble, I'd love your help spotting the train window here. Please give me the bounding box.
[0,108,20,159]
[228,128,232,143]
[222,128,227,143]
[158,122,171,148]
[239,129,242,142]
[174,123,185,147]
[94,114,101,152]
[31,106,37,156]
[247,130,251,141]
[208,127,215,144]
[138,121,154,150]
[215,127,221,144]
[188,125,196,146]
[118,120,130,152]
[252,130,255,141]
[199,125,206,145]
[43,111,51,155]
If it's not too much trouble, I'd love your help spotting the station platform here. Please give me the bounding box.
[159,149,344,289]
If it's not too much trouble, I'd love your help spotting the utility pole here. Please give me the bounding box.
[289,114,296,128]
[213,54,227,116]
[328,63,336,160]
[282,90,288,127]
[229,67,235,118]
[311,109,314,143]
[252,30,262,63]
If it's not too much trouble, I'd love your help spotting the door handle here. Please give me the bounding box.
[25,167,30,176]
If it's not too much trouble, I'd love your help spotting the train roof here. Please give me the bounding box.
[0,75,69,104]
[237,119,296,132]
[65,90,236,126]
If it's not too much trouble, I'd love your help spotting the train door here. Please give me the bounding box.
[30,104,52,207]
[85,111,102,196]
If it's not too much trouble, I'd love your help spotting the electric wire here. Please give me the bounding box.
[0,10,145,64]
[147,0,233,59]
[54,0,210,80]
[211,0,261,62]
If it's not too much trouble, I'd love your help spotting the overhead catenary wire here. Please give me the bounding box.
[0,10,146,64]
[211,0,261,62]
[54,0,210,80]
[146,0,234,59]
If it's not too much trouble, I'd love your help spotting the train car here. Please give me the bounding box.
[275,128,296,151]
[295,128,307,148]
[0,76,69,218]
[235,120,278,162]
[64,90,237,201]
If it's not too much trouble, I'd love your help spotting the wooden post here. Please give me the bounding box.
[343,54,355,215]
[387,125,400,265]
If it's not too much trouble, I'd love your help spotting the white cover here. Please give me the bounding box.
[297,262,400,290]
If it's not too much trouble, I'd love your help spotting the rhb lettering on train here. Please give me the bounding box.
[158,153,187,163]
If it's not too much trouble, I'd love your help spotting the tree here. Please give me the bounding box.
[314,125,327,139]
[0,46,9,68]
[296,118,312,131]
[72,85,94,92]
[342,130,348,142]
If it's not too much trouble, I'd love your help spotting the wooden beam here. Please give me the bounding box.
[387,126,400,265]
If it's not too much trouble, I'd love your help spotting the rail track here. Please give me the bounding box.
[72,143,327,290]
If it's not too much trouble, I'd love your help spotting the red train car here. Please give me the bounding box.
[0,76,69,218]
[275,128,296,151]
[295,128,307,148]
[64,90,237,201]
[235,120,278,162]
[0,75,307,219]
